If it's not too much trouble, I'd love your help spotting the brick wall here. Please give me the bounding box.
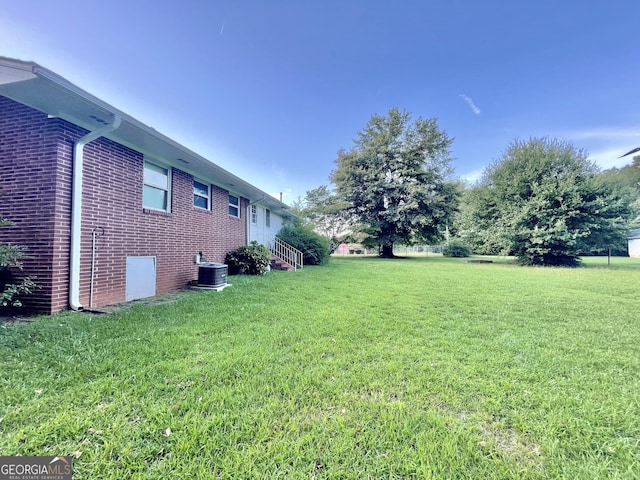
[79,149,249,309]
[0,96,69,313]
[1,95,248,313]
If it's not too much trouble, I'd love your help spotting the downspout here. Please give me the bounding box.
[69,115,121,310]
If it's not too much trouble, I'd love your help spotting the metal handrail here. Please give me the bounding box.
[271,237,304,271]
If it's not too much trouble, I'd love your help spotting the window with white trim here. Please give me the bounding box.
[251,204,257,223]
[266,209,271,228]
[143,161,170,211]
[194,179,210,209]
[229,194,240,217]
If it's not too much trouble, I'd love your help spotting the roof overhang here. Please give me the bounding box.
[0,56,293,217]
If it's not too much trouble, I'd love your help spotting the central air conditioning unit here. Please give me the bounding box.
[197,262,228,288]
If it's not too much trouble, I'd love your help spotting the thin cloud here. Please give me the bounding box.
[555,126,640,169]
[459,168,484,185]
[587,147,638,170]
[562,126,640,141]
[459,94,481,115]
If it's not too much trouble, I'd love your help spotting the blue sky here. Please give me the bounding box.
[2,1,639,203]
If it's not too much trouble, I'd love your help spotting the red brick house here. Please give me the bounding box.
[0,57,295,314]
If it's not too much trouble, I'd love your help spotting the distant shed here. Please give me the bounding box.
[628,228,640,258]
[334,243,350,255]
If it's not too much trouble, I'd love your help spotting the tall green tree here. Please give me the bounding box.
[599,155,640,193]
[458,137,636,266]
[298,185,350,252]
[456,185,513,255]
[331,108,457,257]
[598,156,640,241]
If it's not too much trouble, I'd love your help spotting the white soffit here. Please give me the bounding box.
[0,58,37,85]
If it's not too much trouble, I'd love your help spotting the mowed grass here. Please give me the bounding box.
[1,256,639,479]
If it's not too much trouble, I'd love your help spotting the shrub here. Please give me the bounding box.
[442,240,472,258]
[277,220,330,266]
[225,241,271,275]
[1,217,36,308]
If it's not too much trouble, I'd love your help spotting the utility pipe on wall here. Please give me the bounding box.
[89,226,105,309]
[69,115,121,311]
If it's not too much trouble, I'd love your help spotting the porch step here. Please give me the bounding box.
[270,255,295,271]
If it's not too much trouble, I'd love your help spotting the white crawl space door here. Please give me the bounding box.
[126,256,156,301]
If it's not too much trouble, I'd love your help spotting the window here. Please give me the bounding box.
[251,205,257,223]
[229,194,240,217]
[194,179,210,209]
[143,161,170,211]
[266,209,271,228]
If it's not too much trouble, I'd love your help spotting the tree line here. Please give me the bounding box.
[293,107,639,266]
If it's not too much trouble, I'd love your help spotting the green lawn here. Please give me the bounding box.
[1,256,639,479]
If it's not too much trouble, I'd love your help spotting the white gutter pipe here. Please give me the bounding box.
[69,115,121,310]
